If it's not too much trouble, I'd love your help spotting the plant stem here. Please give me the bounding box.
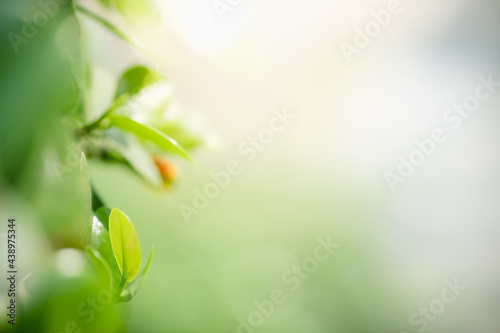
[80,94,128,133]
[114,275,128,303]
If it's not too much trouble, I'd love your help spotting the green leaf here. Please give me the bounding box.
[115,66,161,100]
[108,115,192,161]
[109,208,142,282]
[89,207,122,286]
[86,246,114,290]
[104,130,163,187]
[94,207,111,230]
[120,246,154,302]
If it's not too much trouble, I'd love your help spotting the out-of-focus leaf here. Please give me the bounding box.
[111,0,161,42]
[91,187,105,212]
[112,0,153,19]
[85,66,116,124]
[104,130,163,187]
[158,121,205,150]
[115,66,161,100]
[76,6,149,55]
[0,1,77,187]
[99,0,113,8]
[55,12,88,120]
[108,115,192,161]
[155,103,218,150]
[32,138,90,245]
[120,246,154,302]
[109,208,141,282]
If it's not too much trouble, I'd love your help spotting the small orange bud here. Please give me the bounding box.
[153,156,179,187]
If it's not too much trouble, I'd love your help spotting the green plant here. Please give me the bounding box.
[2,0,210,305]
[68,1,210,302]
[0,1,216,330]
[87,207,154,302]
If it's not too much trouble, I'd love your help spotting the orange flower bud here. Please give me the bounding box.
[153,156,178,187]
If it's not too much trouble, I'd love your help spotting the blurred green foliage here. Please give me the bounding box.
[0,0,211,331]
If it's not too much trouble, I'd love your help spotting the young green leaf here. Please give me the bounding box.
[120,245,154,302]
[89,207,122,285]
[109,208,142,282]
[108,115,192,161]
[115,66,161,100]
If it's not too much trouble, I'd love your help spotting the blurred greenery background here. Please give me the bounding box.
[2,0,500,332]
